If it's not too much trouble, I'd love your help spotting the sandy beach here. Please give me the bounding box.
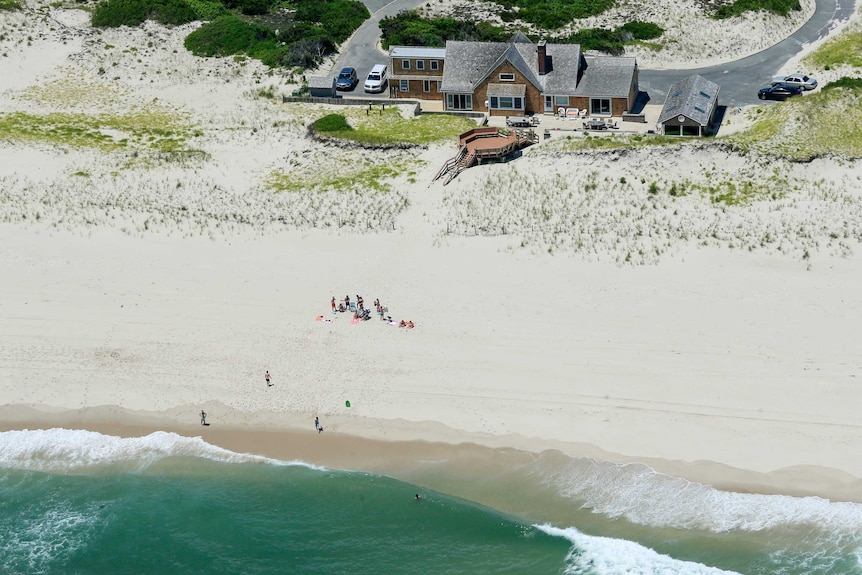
[3,0,862,510]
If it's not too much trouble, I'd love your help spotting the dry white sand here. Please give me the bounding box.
[3,0,862,502]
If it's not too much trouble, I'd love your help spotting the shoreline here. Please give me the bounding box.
[4,404,862,506]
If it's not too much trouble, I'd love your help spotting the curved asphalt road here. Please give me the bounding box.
[337,0,855,105]
[639,0,856,106]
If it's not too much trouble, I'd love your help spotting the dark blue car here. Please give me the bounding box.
[336,67,358,91]
[758,84,802,100]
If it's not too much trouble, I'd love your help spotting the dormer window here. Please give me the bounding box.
[499,73,515,81]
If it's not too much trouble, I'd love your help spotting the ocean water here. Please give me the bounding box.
[1,429,861,575]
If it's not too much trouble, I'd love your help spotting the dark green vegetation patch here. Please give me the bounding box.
[92,0,198,27]
[380,12,508,47]
[496,0,614,30]
[92,0,369,70]
[715,0,800,18]
[381,12,663,55]
[312,114,353,133]
[563,21,663,54]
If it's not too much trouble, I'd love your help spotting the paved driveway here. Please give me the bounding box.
[331,0,430,99]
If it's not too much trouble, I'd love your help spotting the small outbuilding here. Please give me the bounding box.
[658,75,720,136]
[307,75,337,98]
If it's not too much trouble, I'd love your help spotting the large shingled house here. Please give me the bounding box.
[388,33,639,117]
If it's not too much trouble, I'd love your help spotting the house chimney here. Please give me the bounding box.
[537,39,547,75]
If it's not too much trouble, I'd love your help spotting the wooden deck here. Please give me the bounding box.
[459,127,535,163]
[434,127,537,185]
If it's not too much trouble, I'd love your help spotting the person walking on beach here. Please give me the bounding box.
[200,410,207,426]
[265,370,272,387]
[315,416,322,433]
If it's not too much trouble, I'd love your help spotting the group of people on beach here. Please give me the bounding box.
[329,294,417,328]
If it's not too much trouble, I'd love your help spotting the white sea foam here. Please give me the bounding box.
[537,452,862,538]
[0,428,324,472]
[536,524,741,575]
[0,503,99,574]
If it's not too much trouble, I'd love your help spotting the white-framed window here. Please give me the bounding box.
[446,93,473,110]
[430,60,439,71]
[499,73,515,81]
[436,81,442,92]
[399,79,409,92]
[554,95,569,107]
[402,59,410,70]
[416,60,425,70]
[489,96,523,110]
[423,80,431,92]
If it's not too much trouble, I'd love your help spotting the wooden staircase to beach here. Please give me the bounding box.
[434,145,472,185]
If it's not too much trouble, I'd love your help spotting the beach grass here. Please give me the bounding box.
[0,109,197,152]
[311,108,475,146]
[727,86,862,159]
[266,156,415,193]
[802,16,862,70]
[541,133,684,152]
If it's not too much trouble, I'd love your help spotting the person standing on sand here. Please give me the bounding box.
[200,410,207,426]
[315,416,321,433]
[331,296,336,312]
[265,370,272,387]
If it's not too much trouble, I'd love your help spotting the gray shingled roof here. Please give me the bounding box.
[658,74,720,126]
[572,56,636,98]
[441,39,579,94]
[439,41,510,92]
[508,31,532,44]
[541,44,581,94]
[440,39,635,99]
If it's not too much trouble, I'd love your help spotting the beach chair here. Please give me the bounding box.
[349,301,356,313]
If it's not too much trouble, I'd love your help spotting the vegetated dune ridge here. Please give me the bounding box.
[2,0,862,504]
[419,0,816,69]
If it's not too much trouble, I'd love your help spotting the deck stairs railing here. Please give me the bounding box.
[433,145,467,182]
[443,148,477,185]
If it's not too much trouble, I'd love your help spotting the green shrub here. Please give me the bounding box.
[618,21,663,40]
[223,0,273,15]
[0,0,22,10]
[92,0,196,27]
[184,15,273,56]
[380,11,508,48]
[714,0,800,18]
[565,27,624,54]
[185,0,226,20]
[313,114,353,133]
[92,0,149,26]
[494,0,614,29]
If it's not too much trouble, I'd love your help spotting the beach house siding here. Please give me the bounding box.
[473,61,544,116]
[388,46,446,101]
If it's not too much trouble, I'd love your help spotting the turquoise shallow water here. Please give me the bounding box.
[1,429,861,575]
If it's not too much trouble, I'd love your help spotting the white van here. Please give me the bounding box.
[364,64,387,93]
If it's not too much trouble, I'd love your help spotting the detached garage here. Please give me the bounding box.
[658,75,720,136]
